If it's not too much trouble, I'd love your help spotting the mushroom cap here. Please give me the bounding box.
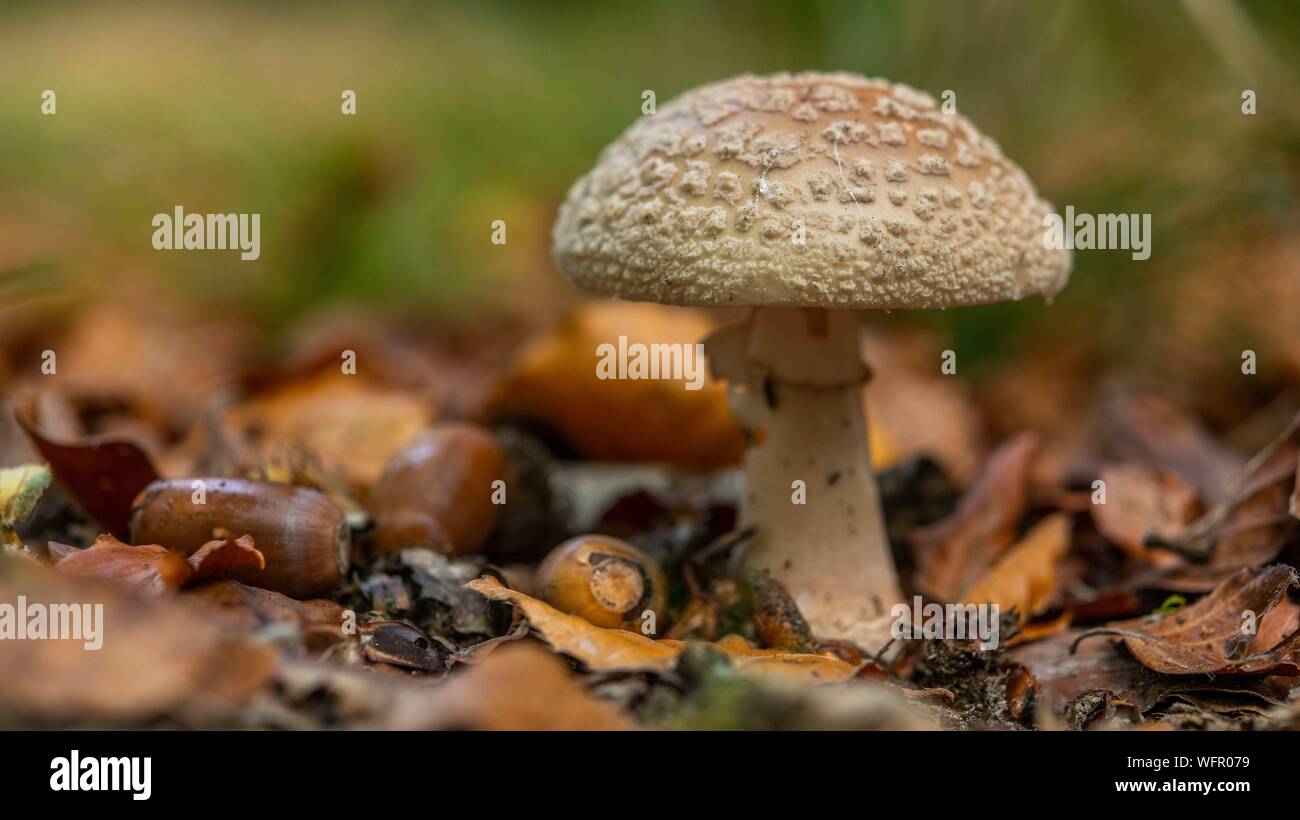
[552,72,1071,310]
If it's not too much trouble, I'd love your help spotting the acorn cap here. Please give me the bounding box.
[552,72,1070,310]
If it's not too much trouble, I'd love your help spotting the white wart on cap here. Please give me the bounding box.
[553,72,1070,310]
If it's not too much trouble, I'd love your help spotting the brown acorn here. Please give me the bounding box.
[534,535,666,631]
[129,478,350,598]
[368,423,505,556]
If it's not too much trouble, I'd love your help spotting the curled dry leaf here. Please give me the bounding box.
[962,513,1072,622]
[1089,565,1300,675]
[14,395,160,538]
[1090,464,1197,564]
[486,302,745,468]
[466,576,854,683]
[187,535,267,582]
[910,432,1039,602]
[54,533,265,595]
[1253,597,1300,655]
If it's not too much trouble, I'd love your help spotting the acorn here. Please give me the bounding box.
[534,535,666,631]
[129,477,350,598]
[368,423,505,556]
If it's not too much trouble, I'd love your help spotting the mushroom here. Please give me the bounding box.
[551,72,1071,649]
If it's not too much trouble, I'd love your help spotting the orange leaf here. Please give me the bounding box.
[962,513,1071,621]
[466,576,853,683]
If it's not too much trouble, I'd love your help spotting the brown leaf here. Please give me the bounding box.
[14,393,160,537]
[54,534,265,594]
[911,432,1039,601]
[184,578,344,632]
[187,535,266,582]
[466,576,854,683]
[1157,480,1294,592]
[1009,628,1294,726]
[962,513,1072,621]
[1091,464,1197,563]
[224,369,434,496]
[1253,597,1300,655]
[1098,565,1300,675]
[487,302,745,468]
[54,534,194,594]
[377,641,637,730]
[0,556,275,724]
[1098,391,1245,505]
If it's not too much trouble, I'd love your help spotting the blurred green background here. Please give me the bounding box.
[0,0,1297,380]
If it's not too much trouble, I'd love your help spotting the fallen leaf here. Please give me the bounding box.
[14,394,160,537]
[1090,565,1300,675]
[911,432,1039,602]
[1157,481,1294,592]
[49,304,244,431]
[1098,391,1244,505]
[1091,464,1197,563]
[54,534,194,594]
[372,641,637,730]
[187,534,267,582]
[466,576,854,683]
[0,555,275,724]
[1253,597,1300,655]
[54,533,265,595]
[185,578,345,632]
[962,513,1072,620]
[487,302,745,468]
[224,369,434,496]
[1010,628,1295,727]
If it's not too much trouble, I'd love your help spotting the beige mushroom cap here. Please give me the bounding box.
[552,72,1071,310]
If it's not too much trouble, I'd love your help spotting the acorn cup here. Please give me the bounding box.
[535,535,666,631]
[129,478,350,598]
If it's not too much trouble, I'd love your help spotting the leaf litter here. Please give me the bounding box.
[0,301,1297,730]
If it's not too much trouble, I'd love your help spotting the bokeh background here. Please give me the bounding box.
[0,0,1297,453]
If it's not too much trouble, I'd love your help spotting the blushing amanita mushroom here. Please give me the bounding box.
[551,72,1071,649]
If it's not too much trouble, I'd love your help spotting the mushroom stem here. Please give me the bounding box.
[706,307,901,650]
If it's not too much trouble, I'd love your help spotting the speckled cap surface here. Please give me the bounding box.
[552,72,1071,309]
